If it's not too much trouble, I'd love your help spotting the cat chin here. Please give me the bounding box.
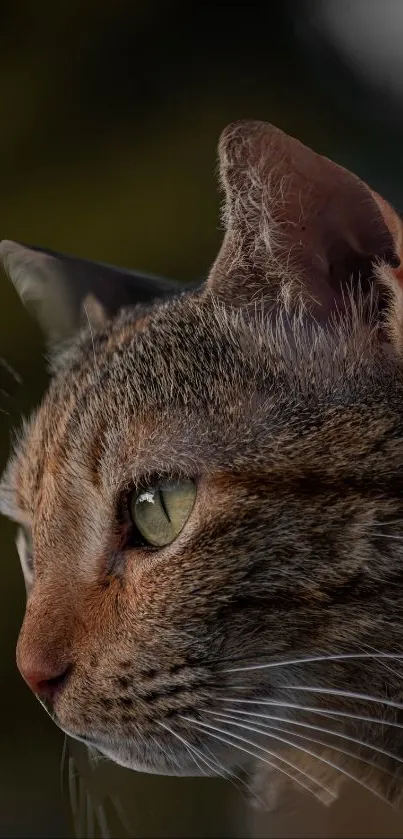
[54,708,215,776]
[93,739,206,777]
[61,726,207,777]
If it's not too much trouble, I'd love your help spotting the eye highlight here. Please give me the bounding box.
[130,479,197,548]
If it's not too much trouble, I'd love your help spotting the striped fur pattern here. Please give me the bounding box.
[3,121,403,805]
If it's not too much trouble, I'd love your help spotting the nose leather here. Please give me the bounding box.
[18,657,71,702]
[16,600,74,705]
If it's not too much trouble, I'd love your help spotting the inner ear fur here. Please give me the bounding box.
[206,120,403,331]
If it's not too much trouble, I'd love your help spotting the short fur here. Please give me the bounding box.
[3,120,403,806]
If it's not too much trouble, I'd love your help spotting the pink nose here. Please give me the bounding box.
[18,659,71,703]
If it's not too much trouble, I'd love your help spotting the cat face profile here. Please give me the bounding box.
[3,120,403,806]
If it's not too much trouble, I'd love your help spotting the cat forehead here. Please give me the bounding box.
[6,305,266,516]
[1,294,398,522]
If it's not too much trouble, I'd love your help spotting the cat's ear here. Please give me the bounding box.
[0,241,180,344]
[206,120,403,326]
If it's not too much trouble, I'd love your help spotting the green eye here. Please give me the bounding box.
[130,479,197,547]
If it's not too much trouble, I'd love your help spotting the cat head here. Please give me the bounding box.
[2,120,403,805]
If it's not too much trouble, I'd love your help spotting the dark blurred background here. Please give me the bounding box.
[2,1,403,836]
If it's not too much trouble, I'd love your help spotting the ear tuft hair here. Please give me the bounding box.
[207,120,403,334]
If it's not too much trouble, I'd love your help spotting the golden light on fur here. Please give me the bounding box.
[2,121,403,808]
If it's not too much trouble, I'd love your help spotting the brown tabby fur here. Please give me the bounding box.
[3,120,403,806]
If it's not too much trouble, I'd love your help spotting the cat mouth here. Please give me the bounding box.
[42,690,250,778]
[47,707,209,776]
[35,687,208,775]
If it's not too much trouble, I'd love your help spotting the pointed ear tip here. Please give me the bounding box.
[219,119,277,141]
[219,119,258,150]
[0,239,21,256]
[0,240,25,276]
[218,120,287,168]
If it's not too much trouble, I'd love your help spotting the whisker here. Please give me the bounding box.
[86,791,95,839]
[67,756,79,837]
[284,685,403,711]
[150,732,182,773]
[86,745,105,769]
[157,718,262,805]
[201,740,268,809]
[159,718,268,807]
[222,652,403,674]
[217,696,403,729]
[366,520,403,528]
[199,741,244,791]
[208,646,403,672]
[180,715,336,804]
[212,712,397,777]
[68,755,88,839]
[77,772,88,839]
[86,749,108,767]
[95,803,111,839]
[214,708,403,765]
[110,794,136,837]
[199,738,255,798]
[359,642,403,682]
[65,743,110,838]
[157,720,224,779]
[187,716,389,805]
[0,357,21,383]
[60,735,68,799]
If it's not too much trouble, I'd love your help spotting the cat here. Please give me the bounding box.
[2,119,403,810]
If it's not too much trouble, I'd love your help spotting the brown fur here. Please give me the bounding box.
[3,120,403,806]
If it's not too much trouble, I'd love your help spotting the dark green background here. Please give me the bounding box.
[1,2,403,836]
